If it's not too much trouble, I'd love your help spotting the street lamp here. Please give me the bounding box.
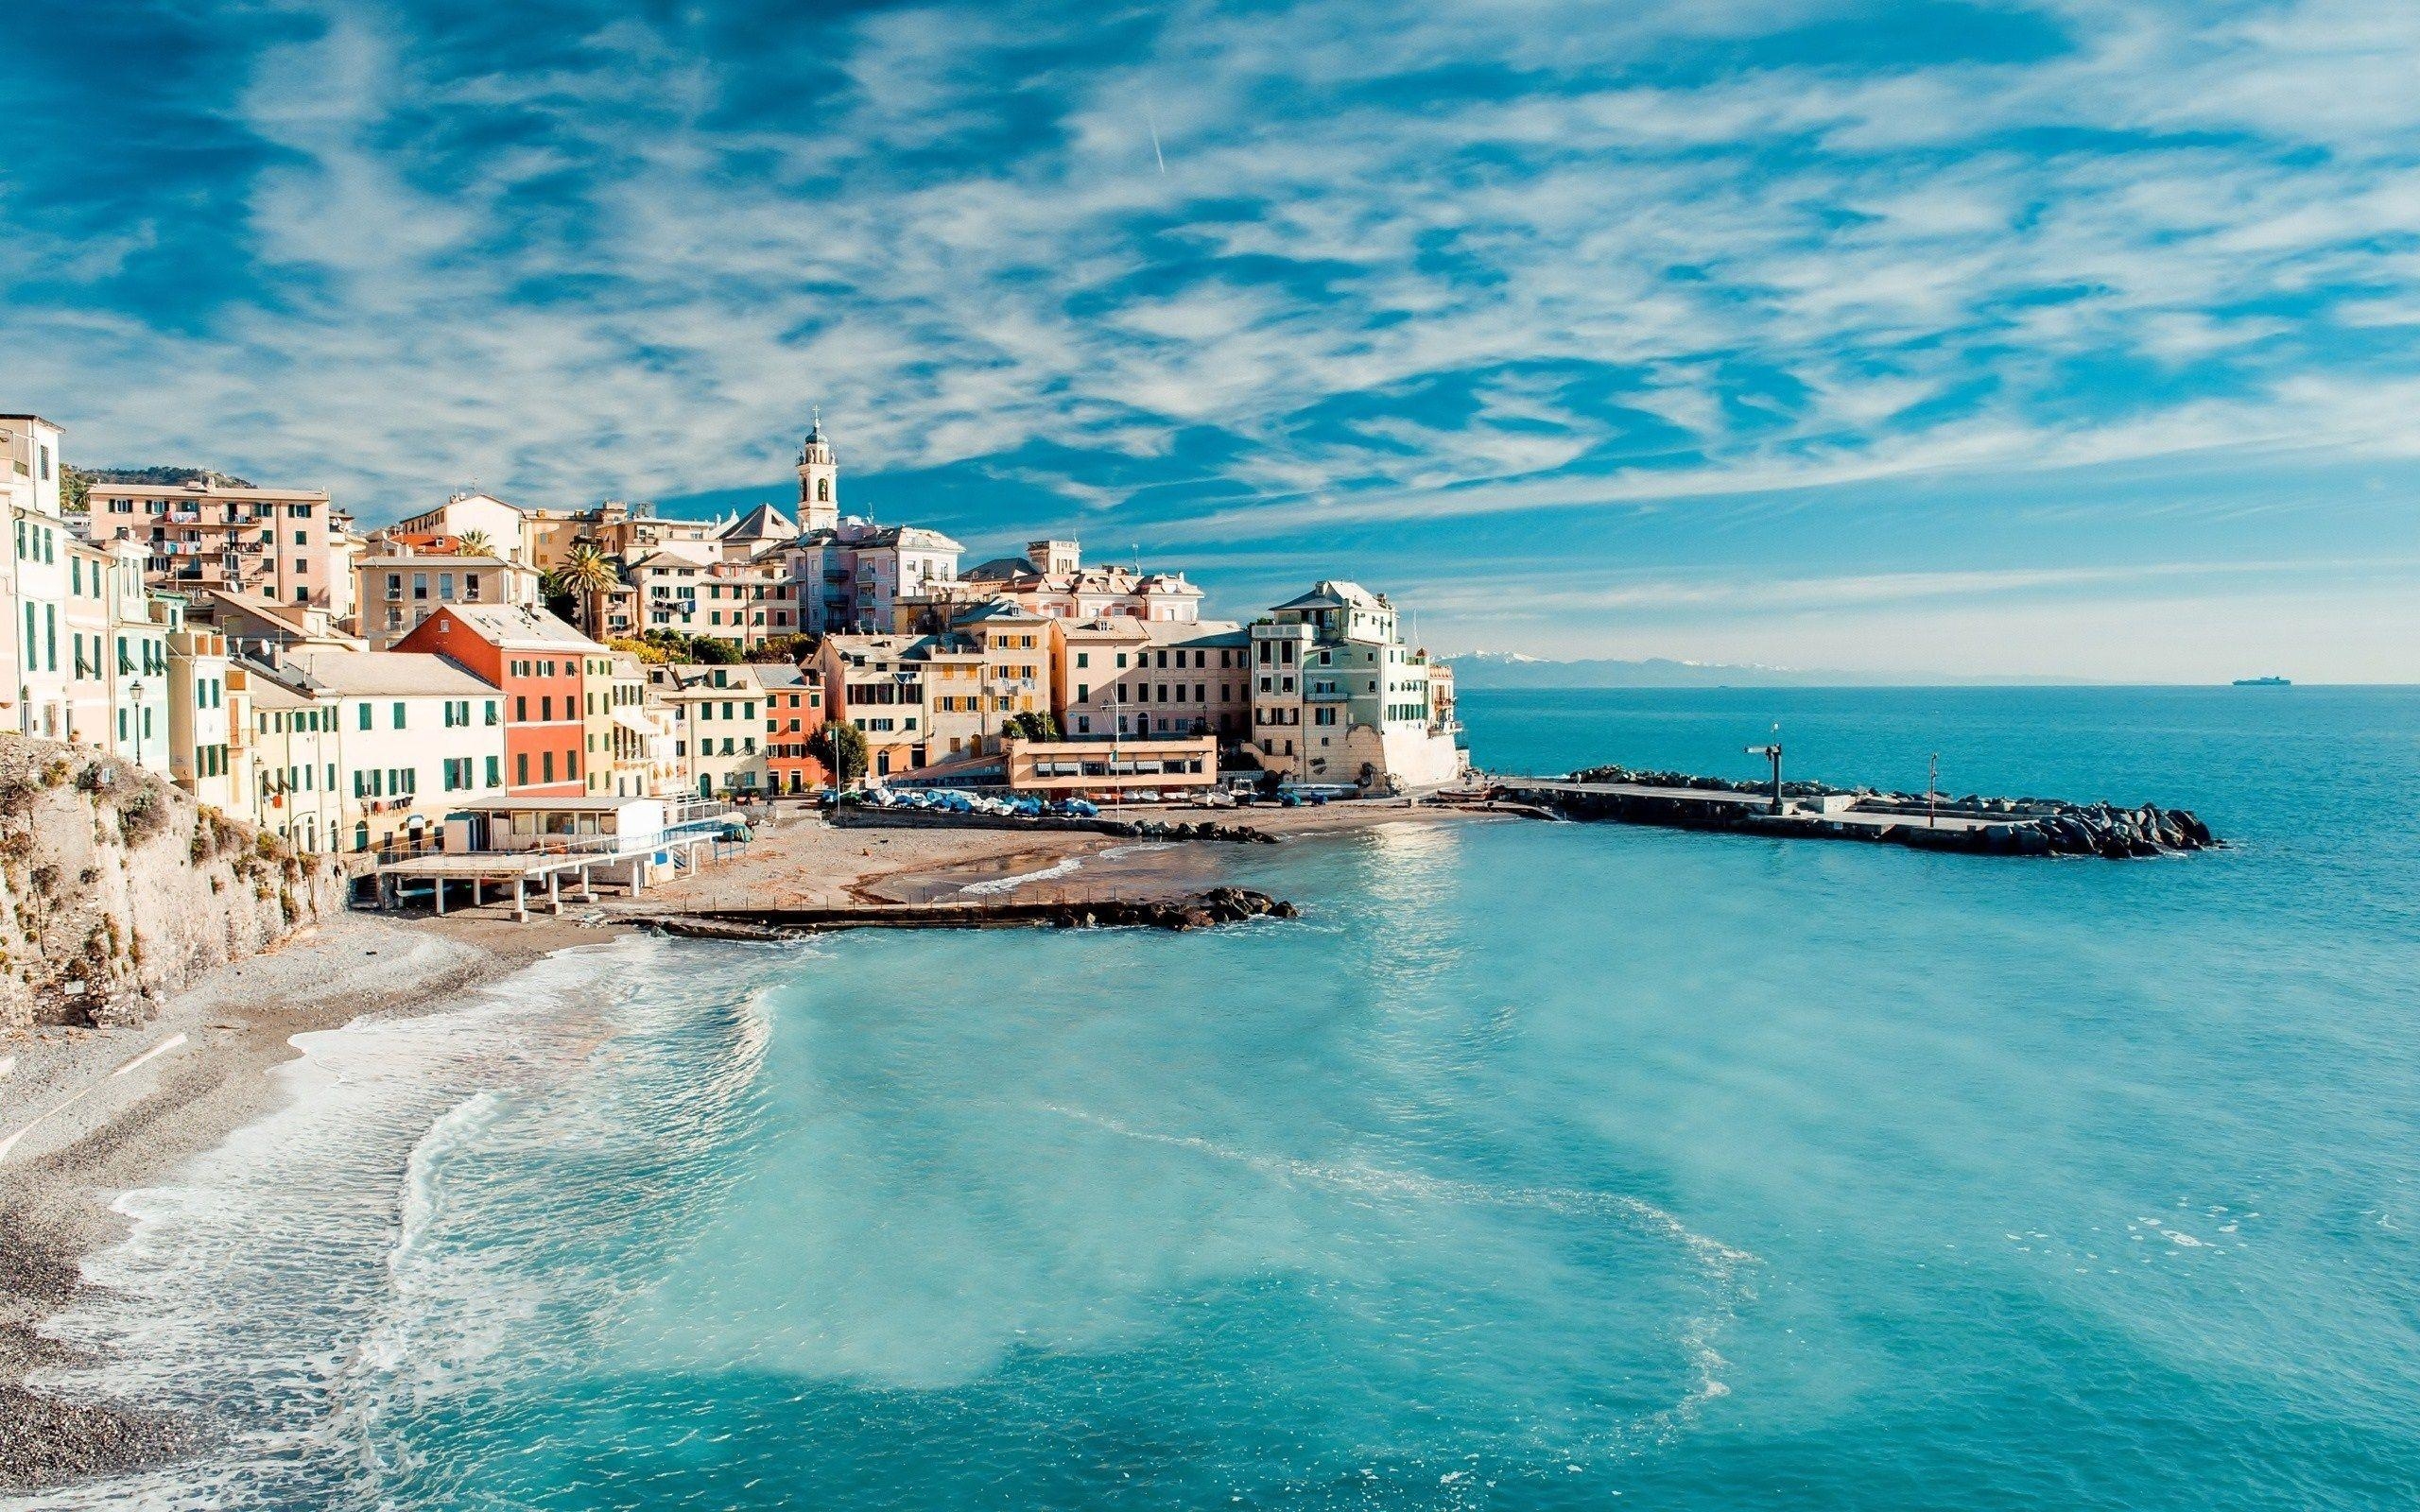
[129,679,145,768]
[1744,723,1783,813]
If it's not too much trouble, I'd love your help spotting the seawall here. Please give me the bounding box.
[641,887,1299,938]
[1496,774,2217,859]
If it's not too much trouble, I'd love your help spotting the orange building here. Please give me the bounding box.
[395,603,602,797]
[762,663,830,793]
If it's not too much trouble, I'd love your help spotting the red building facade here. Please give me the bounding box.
[763,665,830,793]
[395,604,600,797]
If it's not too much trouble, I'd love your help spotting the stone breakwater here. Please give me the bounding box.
[644,887,1300,940]
[830,807,1281,845]
[1505,765,2219,860]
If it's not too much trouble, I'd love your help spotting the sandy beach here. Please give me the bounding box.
[0,910,606,1489]
[0,795,1485,1494]
[615,794,1491,912]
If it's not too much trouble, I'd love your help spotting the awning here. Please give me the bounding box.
[611,708,658,734]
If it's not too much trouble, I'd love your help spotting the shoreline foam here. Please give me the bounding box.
[0,799,1480,1497]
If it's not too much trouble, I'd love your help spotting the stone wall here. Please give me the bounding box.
[0,735,346,1029]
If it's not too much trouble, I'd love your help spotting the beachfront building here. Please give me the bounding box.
[576,646,627,797]
[596,652,654,797]
[1132,621,1251,744]
[814,634,928,777]
[648,663,773,797]
[83,476,355,619]
[242,650,509,854]
[1050,616,1251,747]
[1003,736,1219,797]
[353,542,542,650]
[637,697,684,797]
[1248,581,1464,791]
[394,604,602,798]
[762,664,829,793]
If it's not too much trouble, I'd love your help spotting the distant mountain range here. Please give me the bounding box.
[1443,651,2075,688]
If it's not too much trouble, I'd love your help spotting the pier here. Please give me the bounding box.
[1486,767,2215,858]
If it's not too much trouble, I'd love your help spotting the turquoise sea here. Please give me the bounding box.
[13,686,2420,1511]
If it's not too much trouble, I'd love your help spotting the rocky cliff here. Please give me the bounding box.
[0,737,345,1029]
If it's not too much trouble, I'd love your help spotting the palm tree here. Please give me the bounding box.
[456,528,495,558]
[556,542,622,636]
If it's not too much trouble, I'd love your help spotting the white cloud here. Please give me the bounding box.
[12,0,2420,577]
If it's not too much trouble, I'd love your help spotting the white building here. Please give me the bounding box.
[1249,581,1464,791]
[246,650,511,854]
[166,620,237,810]
[244,671,347,854]
[647,663,773,798]
[387,491,535,565]
[780,421,964,634]
[3,414,74,740]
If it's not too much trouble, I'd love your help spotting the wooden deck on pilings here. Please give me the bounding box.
[364,833,726,919]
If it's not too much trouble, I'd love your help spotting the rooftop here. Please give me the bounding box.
[258,650,497,698]
[416,602,603,651]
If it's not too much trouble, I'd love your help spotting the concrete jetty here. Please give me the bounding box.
[637,887,1301,940]
[1489,768,2216,859]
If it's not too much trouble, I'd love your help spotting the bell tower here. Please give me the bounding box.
[797,410,838,530]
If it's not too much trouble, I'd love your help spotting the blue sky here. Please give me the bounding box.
[7,0,2419,680]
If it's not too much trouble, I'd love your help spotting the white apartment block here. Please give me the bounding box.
[1249,581,1464,791]
[246,651,510,854]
